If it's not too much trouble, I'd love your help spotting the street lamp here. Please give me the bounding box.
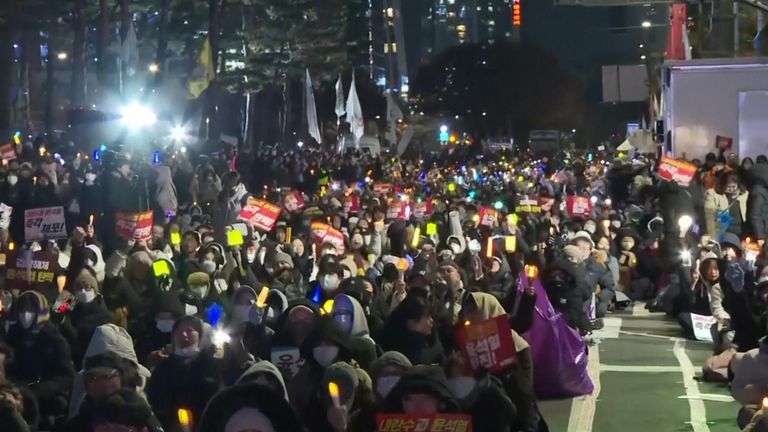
[121,103,157,129]
[641,21,652,28]
[148,63,160,73]
[57,52,68,60]
[640,55,647,60]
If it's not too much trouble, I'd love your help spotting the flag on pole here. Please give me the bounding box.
[119,21,139,76]
[345,72,364,146]
[335,74,346,118]
[187,37,215,99]
[385,92,403,146]
[305,69,322,144]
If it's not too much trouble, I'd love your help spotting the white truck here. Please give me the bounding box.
[662,57,768,159]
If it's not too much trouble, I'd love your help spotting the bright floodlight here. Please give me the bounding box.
[148,63,160,73]
[440,125,448,133]
[170,124,186,141]
[57,52,68,60]
[678,215,693,237]
[641,21,652,28]
[297,140,304,148]
[121,103,157,129]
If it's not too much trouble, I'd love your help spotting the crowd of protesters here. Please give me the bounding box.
[0,135,767,431]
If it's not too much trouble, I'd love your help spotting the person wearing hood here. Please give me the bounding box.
[309,259,345,304]
[62,267,113,370]
[240,288,288,361]
[542,259,592,334]
[147,315,223,431]
[720,172,749,236]
[331,294,380,370]
[268,248,306,302]
[236,360,289,400]
[378,294,445,366]
[747,164,768,243]
[104,249,155,325]
[186,271,228,319]
[132,291,185,368]
[212,171,251,245]
[67,323,152,420]
[287,316,354,428]
[480,252,516,302]
[382,365,461,415]
[196,242,229,294]
[677,252,720,338]
[6,291,75,429]
[153,164,178,224]
[320,361,374,432]
[78,388,160,432]
[198,381,305,432]
[349,351,413,432]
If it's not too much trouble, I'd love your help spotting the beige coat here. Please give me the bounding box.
[704,189,749,237]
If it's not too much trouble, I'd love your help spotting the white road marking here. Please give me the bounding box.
[620,330,687,342]
[600,364,682,373]
[567,343,601,432]
[672,339,710,432]
[632,302,650,316]
[591,317,622,339]
[678,393,735,403]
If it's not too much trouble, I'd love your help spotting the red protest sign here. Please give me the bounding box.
[538,196,555,212]
[658,156,697,186]
[716,135,733,151]
[0,143,16,161]
[478,206,499,227]
[412,201,433,220]
[566,196,592,218]
[374,183,392,195]
[455,315,516,374]
[238,198,282,231]
[386,201,409,221]
[116,210,154,241]
[376,413,473,432]
[283,190,305,213]
[343,194,360,215]
[310,222,346,254]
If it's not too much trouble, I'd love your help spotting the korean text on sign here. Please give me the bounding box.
[375,413,473,432]
[115,211,154,241]
[658,156,697,187]
[455,315,517,374]
[24,206,67,241]
[238,198,282,232]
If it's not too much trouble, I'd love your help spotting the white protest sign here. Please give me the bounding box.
[271,346,304,378]
[0,203,12,229]
[690,313,717,342]
[25,207,67,241]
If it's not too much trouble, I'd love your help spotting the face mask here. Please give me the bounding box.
[334,311,354,334]
[175,345,201,358]
[247,249,257,263]
[448,376,477,400]
[364,235,372,245]
[320,274,340,292]
[312,345,339,367]
[85,173,97,182]
[184,304,198,316]
[7,175,17,186]
[376,376,400,399]
[156,319,174,333]
[75,289,96,304]
[201,260,217,274]
[611,220,621,229]
[190,284,208,299]
[584,223,596,234]
[450,243,462,255]
[233,305,253,323]
[20,312,36,329]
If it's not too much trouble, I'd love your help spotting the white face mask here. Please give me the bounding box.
[184,304,198,316]
[85,173,97,182]
[20,312,36,329]
[191,285,208,299]
[7,175,18,186]
[75,289,96,304]
[224,407,276,432]
[376,375,400,398]
[247,249,257,263]
[233,305,253,323]
[156,319,174,333]
[448,376,477,400]
[584,223,596,234]
[201,260,217,274]
[175,345,200,358]
[364,235,372,245]
[320,274,340,292]
[312,345,339,367]
[450,243,462,255]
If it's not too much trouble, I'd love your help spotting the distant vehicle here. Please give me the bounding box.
[529,130,561,156]
[357,135,382,155]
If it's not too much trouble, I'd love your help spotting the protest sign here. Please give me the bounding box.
[716,135,733,151]
[271,346,304,378]
[311,222,346,253]
[0,143,16,161]
[342,194,360,215]
[375,413,473,432]
[6,250,62,301]
[478,207,499,227]
[658,156,697,186]
[283,190,306,213]
[24,207,67,241]
[0,203,12,229]
[455,315,516,373]
[374,183,392,195]
[690,313,717,342]
[412,201,433,220]
[238,198,281,231]
[386,202,409,221]
[115,210,154,241]
[515,197,541,214]
[566,196,592,218]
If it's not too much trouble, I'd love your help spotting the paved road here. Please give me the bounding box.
[539,305,740,432]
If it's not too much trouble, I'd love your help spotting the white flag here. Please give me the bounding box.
[335,74,346,118]
[345,72,364,145]
[305,69,322,144]
[119,21,139,76]
[385,92,403,146]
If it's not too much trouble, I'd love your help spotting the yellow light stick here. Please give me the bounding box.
[256,286,269,308]
[177,408,192,428]
[486,237,494,258]
[328,382,341,408]
[285,226,292,244]
[505,236,517,253]
[411,226,421,248]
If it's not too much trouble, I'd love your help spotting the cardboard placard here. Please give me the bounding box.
[690,313,716,342]
[386,202,409,221]
[412,201,433,220]
[375,413,473,432]
[478,207,499,227]
[515,197,541,214]
[115,210,154,241]
[0,143,16,161]
[238,198,282,232]
[310,222,346,253]
[658,156,697,187]
[6,250,62,301]
[0,203,12,229]
[271,346,304,378]
[343,194,360,215]
[283,190,306,213]
[566,196,592,218]
[24,206,67,241]
[454,315,517,373]
[374,183,392,195]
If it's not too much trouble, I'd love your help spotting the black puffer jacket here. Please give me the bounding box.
[747,165,768,240]
[542,259,591,333]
